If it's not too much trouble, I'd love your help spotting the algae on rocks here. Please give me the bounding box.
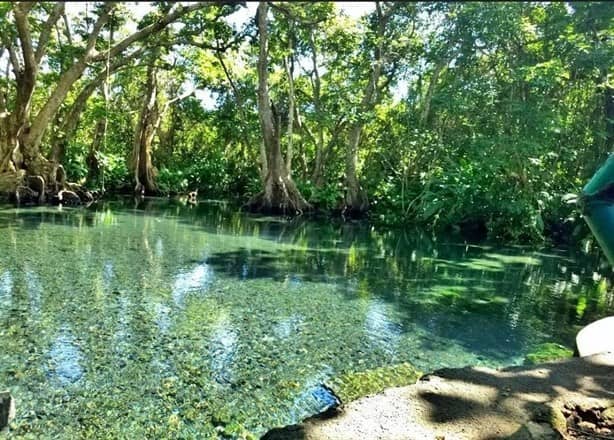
[524,343,574,365]
[326,363,422,403]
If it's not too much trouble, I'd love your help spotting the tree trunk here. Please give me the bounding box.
[87,119,105,185]
[307,29,326,189]
[420,58,447,126]
[342,1,391,216]
[215,49,252,160]
[0,3,206,203]
[50,48,144,163]
[605,83,613,152]
[344,124,368,216]
[0,391,15,431]
[259,140,268,181]
[0,3,110,201]
[284,54,295,175]
[246,2,310,215]
[131,66,159,195]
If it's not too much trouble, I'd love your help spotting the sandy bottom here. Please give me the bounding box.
[263,353,614,440]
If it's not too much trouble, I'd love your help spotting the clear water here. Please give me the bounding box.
[0,198,612,438]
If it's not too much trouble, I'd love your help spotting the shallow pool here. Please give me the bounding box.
[0,198,611,438]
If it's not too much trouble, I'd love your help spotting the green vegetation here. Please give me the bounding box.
[524,343,574,365]
[327,363,422,403]
[0,2,612,242]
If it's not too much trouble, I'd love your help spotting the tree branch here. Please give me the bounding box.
[13,2,37,75]
[162,89,194,113]
[2,39,21,75]
[269,3,328,26]
[85,3,115,55]
[178,26,248,53]
[58,46,147,142]
[35,2,64,64]
[90,2,208,62]
[62,12,73,45]
[0,48,7,117]
[26,4,114,149]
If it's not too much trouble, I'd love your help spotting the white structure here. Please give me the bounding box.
[576,316,614,357]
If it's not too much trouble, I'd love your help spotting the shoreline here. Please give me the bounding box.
[263,353,614,439]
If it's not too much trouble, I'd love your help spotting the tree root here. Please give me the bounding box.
[0,170,26,195]
[342,189,369,219]
[244,175,311,215]
[0,169,96,206]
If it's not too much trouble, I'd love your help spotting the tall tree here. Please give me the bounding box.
[132,65,160,195]
[0,2,207,202]
[131,63,193,196]
[343,1,417,216]
[246,2,310,214]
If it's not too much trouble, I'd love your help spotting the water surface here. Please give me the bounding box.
[0,198,612,438]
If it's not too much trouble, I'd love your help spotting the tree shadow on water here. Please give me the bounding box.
[199,244,586,367]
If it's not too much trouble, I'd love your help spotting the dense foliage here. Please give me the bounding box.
[1,2,612,241]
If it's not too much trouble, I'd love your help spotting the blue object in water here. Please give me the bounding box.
[311,384,341,410]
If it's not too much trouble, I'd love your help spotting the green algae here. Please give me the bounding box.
[327,363,422,403]
[524,343,574,365]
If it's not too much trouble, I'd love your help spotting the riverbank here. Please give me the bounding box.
[263,353,614,439]
[0,191,585,246]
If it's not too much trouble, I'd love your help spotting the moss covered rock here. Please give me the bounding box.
[524,343,574,365]
[326,362,422,403]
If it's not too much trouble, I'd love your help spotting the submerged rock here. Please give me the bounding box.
[26,175,45,203]
[576,316,614,357]
[13,185,39,205]
[603,406,614,424]
[310,384,341,412]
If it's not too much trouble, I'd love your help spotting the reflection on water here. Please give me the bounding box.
[102,261,114,290]
[364,300,402,355]
[0,198,612,438]
[272,314,304,340]
[172,262,214,306]
[153,302,171,334]
[47,326,84,385]
[112,295,131,359]
[209,318,238,386]
[155,237,164,257]
[25,267,42,318]
[0,270,12,299]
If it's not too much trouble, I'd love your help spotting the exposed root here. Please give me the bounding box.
[0,168,96,206]
[342,188,369,219]
[66,182,94,203]
[245,175,311,215]
[0,170,26,195]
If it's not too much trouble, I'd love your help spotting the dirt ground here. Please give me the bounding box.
[263,353,614,440]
